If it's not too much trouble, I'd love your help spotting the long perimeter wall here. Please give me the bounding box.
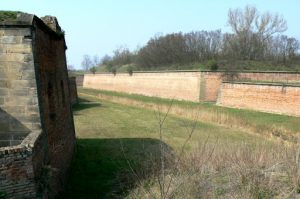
[83,71,300,116]
[217,82,300,116]
[84,72,201,102]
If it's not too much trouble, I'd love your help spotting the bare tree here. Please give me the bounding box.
[227,5,287,60]
[93,55,101,67]
[81,54,93,71]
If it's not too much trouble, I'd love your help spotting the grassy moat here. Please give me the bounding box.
[64,89,300,198]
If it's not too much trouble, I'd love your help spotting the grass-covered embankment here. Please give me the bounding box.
[64,94,300,198]
[78,87,300,143]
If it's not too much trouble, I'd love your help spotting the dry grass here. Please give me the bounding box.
[68,92,300,198]
[126,140,300,199]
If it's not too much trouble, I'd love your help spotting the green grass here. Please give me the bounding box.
[64,95,268,198]
[79,87,300,136]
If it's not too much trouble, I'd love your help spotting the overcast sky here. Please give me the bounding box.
[1,0,299,69]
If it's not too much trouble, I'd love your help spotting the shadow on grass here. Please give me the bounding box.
[63,138,174,199]
[73,98,103,113]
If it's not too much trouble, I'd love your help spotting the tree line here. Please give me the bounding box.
[81,6,300,72]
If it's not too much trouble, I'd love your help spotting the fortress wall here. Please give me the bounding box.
[83,71,300,116]
[33,21,76,197]
[238,72,300,83]
[217,82,300,116]
[0,27,45,197]
[0,131,46,198]
[201,71,300,102]
[69,77,78,105]
[200,72,223,102]
[0,14,76,198]
[84,72,201,102]
[0,27,41,147]
[75,75,84,86]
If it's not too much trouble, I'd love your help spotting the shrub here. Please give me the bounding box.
[90,67,97,74]
[111,67,117,76]
[127,66,133,76]
[206,59,219,71]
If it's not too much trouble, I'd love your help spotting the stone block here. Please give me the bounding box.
[0,80,12,88]
[0,134,12,141]
[10,140,22,146]
[0,88,8,96]
[20,72,36,80]
[12,133,29,141]
[0,28,31,37]
[0,141,11,147]
[9,89,29,96]
[2,106,26,114]
[4,97,33,106]
[0,121,9,132]
[11,80,36,89]
[0,36,23,44]
[0,53,25,62]
[0,44,32,54]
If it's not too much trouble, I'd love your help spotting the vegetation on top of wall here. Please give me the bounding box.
[0,11,21,21]
[79,5,300,73]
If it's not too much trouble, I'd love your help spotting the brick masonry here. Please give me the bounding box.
[69,77,78,105]
[75,75,84,87]
[83,71,300,116]
[0,13,76,198]
[84,72,201,102]
[217,82,300,116]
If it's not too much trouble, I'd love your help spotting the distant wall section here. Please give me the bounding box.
[69,77,78,105]
[75,75,84,87]
[84,72,201,102]
[217,82,300,116]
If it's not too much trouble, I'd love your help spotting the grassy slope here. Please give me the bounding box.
[78,88,300,137]
[64,95,268,198]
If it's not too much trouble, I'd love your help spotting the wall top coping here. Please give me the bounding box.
[0,130,42,154]
[223,81,300,87]
[84,70,300,75]
[0,11,65,39]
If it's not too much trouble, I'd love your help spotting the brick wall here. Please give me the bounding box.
[0,13,75,198]
[201,71,300,102]
[84,72,201,102]
[200,72,223,102]
[69,77,78,105]
[75,75,84,87]
[217,82,300,116]
[83,71,300,103]
[33,18,76,197]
